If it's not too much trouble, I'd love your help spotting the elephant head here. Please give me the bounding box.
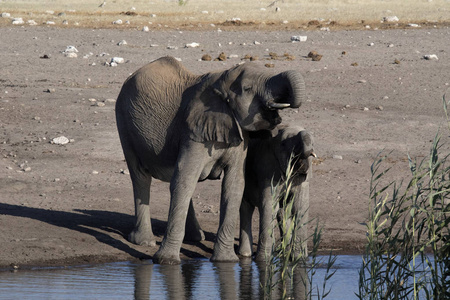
[185,63,306,145]
[276,125,316,176]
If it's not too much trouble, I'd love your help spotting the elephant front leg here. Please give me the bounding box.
[210,166,243,262]
[255,187,276,262]
[238,199,255,257]
[153,147,204,264]
[129,171,155,246]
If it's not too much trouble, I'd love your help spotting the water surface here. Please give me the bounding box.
[0,255,362,299]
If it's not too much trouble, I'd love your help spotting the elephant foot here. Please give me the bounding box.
[183,229,205,242]
[152,249,181,265]
[210,251,239,263]
[238,246,253,258]
[128,228,156,247]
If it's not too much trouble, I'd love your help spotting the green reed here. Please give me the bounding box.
[263,154,336,299]
[357,112,450,298]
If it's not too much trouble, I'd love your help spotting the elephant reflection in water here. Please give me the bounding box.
[132,260,308,299]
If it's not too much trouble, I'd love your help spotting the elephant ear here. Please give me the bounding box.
[185,87,243,146]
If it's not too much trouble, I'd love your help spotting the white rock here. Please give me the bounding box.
[111,57,125,64]
[408,23,420,27]
[150,14,157,18]
[333,155,343,160]
[64,46,78,53]
[201,11,209,14]
[117,40,127,46]
[228,54,239,59]
[150,44,159,47]
[113,19,123,25]
[46,21,55,25]
[254,41,261,45]
[368,42,375,46]
[92,170,99,175]
[423,54,438,60]
[110,62,117,67]
[260,8,266,11]
[231,17,241,22]
[65,52,78,58]
[142,26,149,32]
[52,136,70,145]
[185,42,200,48]
[320,27,330,31]
[27,20,37,26]
[291,36,307,42]
[275,7,281,12]
[12,18,24,25]
[382,16,399,22]
[1,12,11,18]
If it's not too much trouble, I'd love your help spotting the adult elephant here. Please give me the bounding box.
[238,125,315,262]
[115,56,305,264]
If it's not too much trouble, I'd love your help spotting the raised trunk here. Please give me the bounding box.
[267,70,306,109]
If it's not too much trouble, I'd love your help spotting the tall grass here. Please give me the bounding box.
[262,154,336,299]
[357,97,450,299]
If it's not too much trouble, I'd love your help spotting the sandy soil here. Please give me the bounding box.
[0,24,449,270]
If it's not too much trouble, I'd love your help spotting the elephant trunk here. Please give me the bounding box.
[267,70,306,109]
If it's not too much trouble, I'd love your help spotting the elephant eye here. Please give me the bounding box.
[243,86,252,92]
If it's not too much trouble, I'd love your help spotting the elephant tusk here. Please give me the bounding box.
[310,152,317,158]
[268,102,291,109]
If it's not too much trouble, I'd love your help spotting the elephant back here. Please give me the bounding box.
[116,56,198,162]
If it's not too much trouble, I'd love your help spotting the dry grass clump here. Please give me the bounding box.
[0,0,449,30]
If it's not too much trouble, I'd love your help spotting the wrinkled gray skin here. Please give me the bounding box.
[238,125,315,262]
[115,56,305,264]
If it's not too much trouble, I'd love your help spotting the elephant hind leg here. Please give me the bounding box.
[238,199,255,257]
[184,200,205,242]
[127,155,156,247]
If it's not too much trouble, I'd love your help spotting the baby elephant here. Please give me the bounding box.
[238,125,315,261]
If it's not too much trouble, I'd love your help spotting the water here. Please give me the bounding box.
[0,256,362,299]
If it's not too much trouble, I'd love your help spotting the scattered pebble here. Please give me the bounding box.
[111,57,125,64]
[201,54,212,61]
[117,40,127,46]
[1,12,11,18]
[382,16,399,23]
[308,51,323,61]
[363,107,369,111]
[113,19,123,25]
[52,136,70,145]
[333,155,343,160]
[357,80,367,83]
[92,170,99,175]
[185,42,200,48]
[142,26,149,32]
[291,36,307,42]
[423,54,438,60]
[12,18,24,25]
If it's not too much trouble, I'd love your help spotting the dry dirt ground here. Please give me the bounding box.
[0,24,449,270]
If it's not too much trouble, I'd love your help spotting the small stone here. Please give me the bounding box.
[363,107,369,111]
[351,62,358,66]
[382,16,399,23]
[368,42,374,46]
[12,18,24,25]
[113,19,123,25]
[357,80,367,83]
[104,98,116,103]
[333,155,343,160]
[308,51,323,61]
[117,40,127,46]
[111,57,125,64]
[376,106,384,111]
[65,52,77,58]
[142,26,149,32]
[23,167,32,172]
[185,42,200,48]
[1,12,11,18]
[394,59,401,64]
[45,88,56,93]
[388,44,394,48]
[92,170,99,175]
[96,102,106,107]
[88,98,97,102]
[216,52,227,61]
[291,36,307,42]
[201,54,212,61]
[52,136,70,145]
[408,23,420,27]
[423,54,438,60]
[64,46,78,53]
